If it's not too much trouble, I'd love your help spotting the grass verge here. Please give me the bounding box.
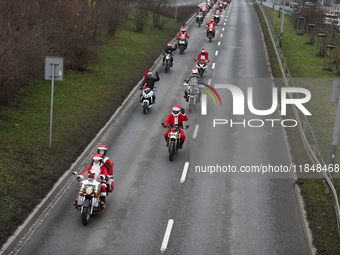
[254,3,340,254]
[0,11,186,247]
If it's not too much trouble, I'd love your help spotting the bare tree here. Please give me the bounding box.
[151,0,172,29]
[133,0,150,32]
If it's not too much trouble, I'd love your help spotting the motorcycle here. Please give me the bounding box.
[219,3,224,9]
[162,124,189,161]
[223,1,228,9]
[196,59,208,77]
[140,86,155,114]
[163,53,173,73]
[178,39,187,54]
[207,27,215,42]
[184,78,201,113]
[73,171,112,225]
[196,13,204,27]
[214,13,220,24]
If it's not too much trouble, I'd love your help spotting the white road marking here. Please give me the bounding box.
[193,125,199,139]
[220,34,223,37]
[224,23,226,25]
[215,50,218,56]
[208,78,212,85]
[218,41,221,45]
[161,219,174,252]
[201,94,207,115]
[222,28,225,31]
[212,63,215,69]
[180,162,190,183]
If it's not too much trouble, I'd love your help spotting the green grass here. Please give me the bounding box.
[0,11,182,247]
[255,4,340,254]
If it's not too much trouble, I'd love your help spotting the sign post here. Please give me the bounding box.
[45,57,63,149]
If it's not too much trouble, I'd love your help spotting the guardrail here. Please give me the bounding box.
[257,3,340,237]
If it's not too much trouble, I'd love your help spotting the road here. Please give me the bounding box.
[11,0,309,254]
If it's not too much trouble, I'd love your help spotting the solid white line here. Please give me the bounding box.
[193,125,199,139]
[180,162,190,183]
[220,34,223,37]
[222,28,225,31]
[218,41,221,45]
[161,219,174,252]
[212,63,215,69]
[215,50,218,56]
[208,78,211,85]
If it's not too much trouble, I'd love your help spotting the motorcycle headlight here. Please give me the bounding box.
[166,56,170,59]
[85,186,93,195]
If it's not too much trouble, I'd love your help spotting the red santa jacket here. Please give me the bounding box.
[207,21,216,29]
[177,32,190,40]
[165,113,188,127]
[197,52,209,61]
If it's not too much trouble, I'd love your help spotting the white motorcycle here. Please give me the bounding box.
[140,86,155,114]
[214,13,220,24]
[164,53,173,73]
[73,172,109,225]
[184,78,201,113]
[178,39,187,54]
[196,59,208,77]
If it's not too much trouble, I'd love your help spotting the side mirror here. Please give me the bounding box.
[186,125,189,129]
[73,171,77,175]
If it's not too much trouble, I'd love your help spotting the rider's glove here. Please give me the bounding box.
[181,108,185,115]
[156,71,159,77]
[99,174,105,181]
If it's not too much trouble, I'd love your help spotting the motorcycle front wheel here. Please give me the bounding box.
[82,207,91,226]
[143,102,148,114]
[208,34,212,42]
[165,62,169,73]
[199,68,204,77]
[188,97,194,113]
[180,45,184,54]
[169,142,175,161]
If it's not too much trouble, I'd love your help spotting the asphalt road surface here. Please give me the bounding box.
[12,0,309,254]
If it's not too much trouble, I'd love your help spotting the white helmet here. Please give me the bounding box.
[192,68,198,75]
[172,105,181,116]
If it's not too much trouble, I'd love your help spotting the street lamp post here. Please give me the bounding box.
[279,0,286,47]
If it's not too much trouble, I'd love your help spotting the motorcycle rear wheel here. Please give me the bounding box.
[82,207,91,226]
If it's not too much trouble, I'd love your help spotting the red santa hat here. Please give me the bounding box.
[92,154,103,161]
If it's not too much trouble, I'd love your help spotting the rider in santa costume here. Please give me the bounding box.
[97,145,114,192]
[164,105,188,148]
[78,153,108,201]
